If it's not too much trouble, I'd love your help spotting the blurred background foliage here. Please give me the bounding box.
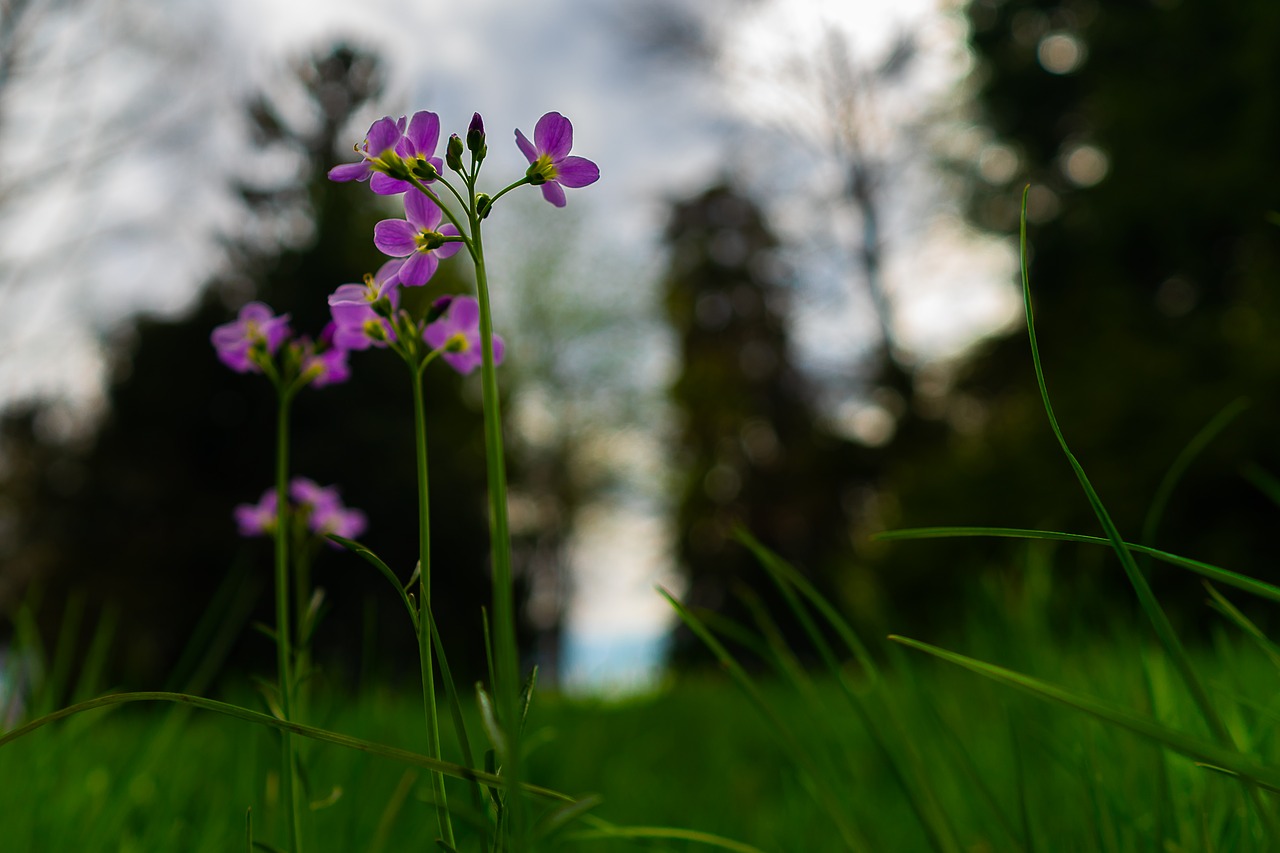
[1,0,1279,687]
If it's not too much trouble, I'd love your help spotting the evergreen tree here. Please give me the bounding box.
[663,181,862,662]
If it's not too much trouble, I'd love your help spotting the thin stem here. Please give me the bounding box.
[410,358,454,848]
[469,193,524,847]
[273,391,303,853]
[486,176,534,210]
[405,175,472,250]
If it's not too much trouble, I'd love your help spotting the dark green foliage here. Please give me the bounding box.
[862,0,1280,636]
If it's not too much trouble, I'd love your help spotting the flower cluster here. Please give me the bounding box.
[210,302,349,389]
[235,477,367,544]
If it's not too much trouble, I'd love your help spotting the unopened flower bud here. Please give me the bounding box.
[467,113,486,160]
[446,134,464,172]
[363,319,388,343]
[476,193,493,219]
[412,159,439,182]
[426,295,454,324]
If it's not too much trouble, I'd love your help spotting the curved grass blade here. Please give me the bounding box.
[0,691,575,804]
[327,535,418,628]
[566,819,770,853]
[734,528,964,853]
[660,587,874,851]
[1141,397,1249,556]
[889,635,1280,791]
[875,526,1280,605]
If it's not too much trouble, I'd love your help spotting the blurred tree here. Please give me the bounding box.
[0,44,509,688]
[860,0,1280,637]
[662,181,864,662]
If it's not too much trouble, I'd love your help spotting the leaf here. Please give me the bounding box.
[889,635,1280,791]
[326,535,418,627]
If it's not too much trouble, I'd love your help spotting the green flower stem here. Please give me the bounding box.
[467,198,525,846]
[485,177,533,209]
[409,356,455,848]
[273,390,304,853]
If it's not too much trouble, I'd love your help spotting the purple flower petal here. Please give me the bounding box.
[450,295,480,328]
[491,334,505,365]
[540,182,567,207]
[514,128,537,163]
[555,156,599,188]
[405,111,440,156]
[374,219,419,256]
[366,116,404,156]
[404,191,442,231]
[436,224,463,259]
[374,259,403,293]
[370,172,410,195]
[533,112,573,161]
[328,161,371,182]
[399,252,439,287]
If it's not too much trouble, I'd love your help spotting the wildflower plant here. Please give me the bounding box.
[1,106,762,853]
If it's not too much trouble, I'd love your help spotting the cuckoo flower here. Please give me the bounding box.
[236,479,367,544]
[234,488,279,537]
[329,260,402,350]
[514,111,599,207]
[372,110,444,195]
[211,302,291,373]
[328,115,406,184]
[424,295,504,375]
[299,326,351,388]
[290,477,368,541]
[374,192,462,286]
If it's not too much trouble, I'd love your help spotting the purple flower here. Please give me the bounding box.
[211,302,291,373]
[371,110,443,195]
[514,112,599,207]
[328,115,406,184]
[373,192,463,286]
[234,488,279,537]
[329,260,402,350]
[301,338,351,387]
[424,295,504,375]
[290,477,367,541]
[235,479,367,545]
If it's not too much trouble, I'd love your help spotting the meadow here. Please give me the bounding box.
[4,115,1280,853]
[3,611,1278,851]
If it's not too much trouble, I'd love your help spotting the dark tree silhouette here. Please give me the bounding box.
[662,181,865,662]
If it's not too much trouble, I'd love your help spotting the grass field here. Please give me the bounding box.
[3,603,1277,851]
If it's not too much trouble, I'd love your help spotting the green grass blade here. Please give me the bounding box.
[1140,397,1249,554]
[1242,464,1280,509]
[1203,583,1280,672]
[567,818,770,853]
[734,529,963,853]
[734,528,878,685]
[327,536,418,629]
[890,635,1280,791]
[660,587,874,851]
[533,793,603,841]
[1016,185,1239,771]
[0,691,578,805]
[876,526,1280,605]
[367,770,418,853]
[419,601,489,848]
